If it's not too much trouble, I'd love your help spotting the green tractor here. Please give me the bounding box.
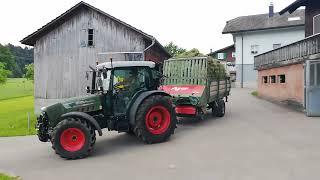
[36,61,177,159]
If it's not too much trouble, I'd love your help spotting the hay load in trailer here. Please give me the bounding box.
[160,57,231,118]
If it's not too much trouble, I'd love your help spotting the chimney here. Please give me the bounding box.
[269,2,274,18]
[210,49,213,53]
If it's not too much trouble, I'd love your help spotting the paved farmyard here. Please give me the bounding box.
[1,88,320,180]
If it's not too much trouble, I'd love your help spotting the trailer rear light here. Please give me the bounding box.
[175,106,196,115]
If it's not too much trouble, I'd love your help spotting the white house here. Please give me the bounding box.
[222,4,305,88]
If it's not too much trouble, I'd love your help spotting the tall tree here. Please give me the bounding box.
[0,62,11,84]
[164,42,187,57]
[24,63,34,80]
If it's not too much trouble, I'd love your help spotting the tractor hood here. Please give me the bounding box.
[41,95,102,126]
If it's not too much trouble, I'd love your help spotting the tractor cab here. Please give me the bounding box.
[87,61,162,116]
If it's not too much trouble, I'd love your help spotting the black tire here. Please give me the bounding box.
[216,100,225,117]
[133,95,177,144]
[51,118,96,159]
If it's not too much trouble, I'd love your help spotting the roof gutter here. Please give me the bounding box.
[144,36,156,53]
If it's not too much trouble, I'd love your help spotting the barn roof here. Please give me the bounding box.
[222,9,305,34]
[279,0,307,15]
[20,1,170,57]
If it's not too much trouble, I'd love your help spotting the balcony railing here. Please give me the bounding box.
[254,33,320,70]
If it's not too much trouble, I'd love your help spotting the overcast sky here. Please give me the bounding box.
[0,0,295,54]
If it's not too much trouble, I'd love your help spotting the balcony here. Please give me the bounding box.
[254,33,320,70]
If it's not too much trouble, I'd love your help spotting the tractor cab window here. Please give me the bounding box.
[96,70,111,92]
[112,67,149,114]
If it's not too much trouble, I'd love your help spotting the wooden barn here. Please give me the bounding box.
[21,1,171,111]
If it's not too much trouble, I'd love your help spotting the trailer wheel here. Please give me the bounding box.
[134,95,177,144]
[51,118,96,159]
[215,100,225,117]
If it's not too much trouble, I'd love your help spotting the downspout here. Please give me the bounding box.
[241,34,244,88]
[143,37,156,61]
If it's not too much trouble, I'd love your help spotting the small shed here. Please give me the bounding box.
[21,1,170,110]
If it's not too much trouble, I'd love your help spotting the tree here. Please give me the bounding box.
[0,62,11,84]
[24,63,34,80]
[6,44,33,77]
[176,48,204,58]
[164,42,187,57]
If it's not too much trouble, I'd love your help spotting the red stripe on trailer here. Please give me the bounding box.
[160,85,205,96]
[175,106,196,115]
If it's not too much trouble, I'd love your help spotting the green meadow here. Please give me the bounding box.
[0,78,36,136]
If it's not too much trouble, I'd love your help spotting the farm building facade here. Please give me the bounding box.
[254,0,320,116]
[223,3,305,88]
[21,1,170,111]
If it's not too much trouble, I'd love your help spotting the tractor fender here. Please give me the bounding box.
[129,90,171,126]
[60,112,103,136]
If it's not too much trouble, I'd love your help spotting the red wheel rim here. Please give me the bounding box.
[145,105,171,135]
[60,128,85,152]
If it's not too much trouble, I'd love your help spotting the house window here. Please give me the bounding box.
[232,52,235,58]
[270,75,276,83]
[251,45,259,54]
[88,29,94,46]
[263,76,268,84]
[314,14,320,35]
[273,44,281,49]
[278,74,285,83]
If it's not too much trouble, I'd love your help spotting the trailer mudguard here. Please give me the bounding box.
[60,112,103,136]
[128,90,171,125]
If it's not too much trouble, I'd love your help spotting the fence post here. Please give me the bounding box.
[27,112,30,131]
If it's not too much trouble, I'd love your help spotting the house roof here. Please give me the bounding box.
[20,1,170,57]
[208,44,235,55]
[222,9,305,34]
[279,0,307,15]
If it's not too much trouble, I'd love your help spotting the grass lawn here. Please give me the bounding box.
[0,78,36,137]
[0,78,33,100]
[0,96,36,136]
[0,173,21,180]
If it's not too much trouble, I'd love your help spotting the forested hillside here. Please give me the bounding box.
[0,43,33,78]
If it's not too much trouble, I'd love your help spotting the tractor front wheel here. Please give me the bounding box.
[51,118,96,159]
[134,95,177,144]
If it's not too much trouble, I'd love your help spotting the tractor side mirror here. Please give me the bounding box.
[86,86,91,93]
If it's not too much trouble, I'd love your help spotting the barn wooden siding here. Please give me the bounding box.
[34,9,146,99]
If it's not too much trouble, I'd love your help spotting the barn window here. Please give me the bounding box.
[278,74,285,83]
[88,29,94,46]
[270,75,276,83]
[262,76,268,84]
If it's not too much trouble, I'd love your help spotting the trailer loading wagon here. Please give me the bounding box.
[160,57,231,118]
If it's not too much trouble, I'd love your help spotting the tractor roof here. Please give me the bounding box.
[96,61,155,69]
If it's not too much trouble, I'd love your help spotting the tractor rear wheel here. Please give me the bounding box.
[51,118,96,159]
[215,100,225,117]
[134,95,177,144]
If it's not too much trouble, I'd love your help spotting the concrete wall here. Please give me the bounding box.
[233,27,305,87]
[257,63,304,105]
[34,9,149,110]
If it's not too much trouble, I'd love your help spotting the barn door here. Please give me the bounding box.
[305,60,320,116]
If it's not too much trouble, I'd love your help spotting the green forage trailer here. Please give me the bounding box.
[160,57,231,118]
